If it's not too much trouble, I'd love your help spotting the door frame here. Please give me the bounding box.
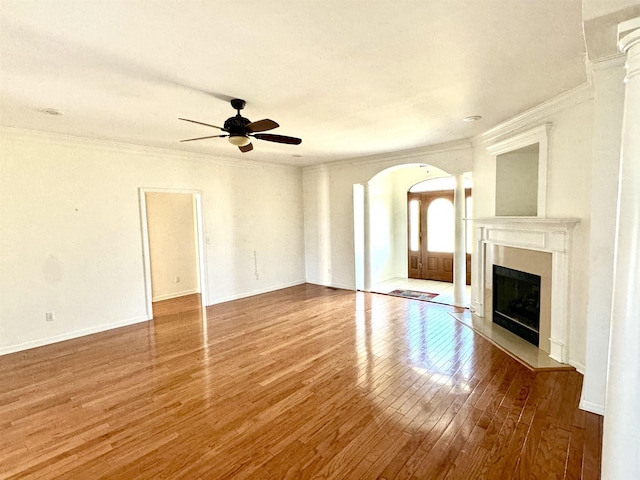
[139,188,207,319]
[407,188,472,283]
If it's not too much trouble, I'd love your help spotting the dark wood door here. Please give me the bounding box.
[407,189,471,284]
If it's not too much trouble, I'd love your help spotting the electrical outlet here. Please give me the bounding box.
[45,312,55,322]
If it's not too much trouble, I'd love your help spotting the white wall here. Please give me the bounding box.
[146,192,199,301]
[303,143,472,289]
[0,128,305,354]
[472,91,594,370]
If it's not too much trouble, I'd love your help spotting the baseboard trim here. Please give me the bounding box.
[579,399,605,416]
[569,360,586,375]
[152,289,199,302]
[207,280,307,305]
[307,281,355,291]
[0,315,151,356]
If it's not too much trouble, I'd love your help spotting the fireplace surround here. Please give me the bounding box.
[471,217,580,364]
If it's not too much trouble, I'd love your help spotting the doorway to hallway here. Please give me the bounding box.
[139,189,207,319]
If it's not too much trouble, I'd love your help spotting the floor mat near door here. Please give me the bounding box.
[386,289,439,301]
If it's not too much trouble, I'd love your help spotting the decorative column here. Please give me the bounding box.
[362,183,372,292]
[452,173,466,306]
[580,56,626,414]
[602,17,640,480]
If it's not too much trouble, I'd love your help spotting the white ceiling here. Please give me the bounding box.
[0,0,587,166]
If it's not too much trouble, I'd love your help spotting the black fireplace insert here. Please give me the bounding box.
[492,265,541,346]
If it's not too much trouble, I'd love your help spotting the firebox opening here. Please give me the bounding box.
[492,265,541,347]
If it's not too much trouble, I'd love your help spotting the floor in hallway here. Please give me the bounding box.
[372,277,471,308]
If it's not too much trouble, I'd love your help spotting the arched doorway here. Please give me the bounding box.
[353,164,471,307]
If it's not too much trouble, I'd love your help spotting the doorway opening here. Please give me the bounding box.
[139,189,207,319]
[407,177,472,285]
[353,165,472,307]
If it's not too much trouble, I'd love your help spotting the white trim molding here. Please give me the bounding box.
[208,280,307,305]
[0,315,150,356]
[479,84,592,143]
[471,217,580,364]
[152,289,200,302]
[138,188,208,317]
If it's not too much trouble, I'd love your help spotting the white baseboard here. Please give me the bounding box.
[207,280,307,305]
[372,273,402,284]
[306,281,355,291]
[580,399,605,416]
[0,282,343,356]
[152,289,199,302]
[0,315,151,356]
[569,359,586,374]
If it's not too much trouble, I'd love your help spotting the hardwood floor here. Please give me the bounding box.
[0,284,602,479]
[152,292,202,317]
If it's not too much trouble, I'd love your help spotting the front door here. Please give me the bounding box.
[408,190,471,283]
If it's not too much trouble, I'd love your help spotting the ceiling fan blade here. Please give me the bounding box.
[180,134,228,142]
[246,119,279,133]
[253,133,302,145]
[239,143,254,153]
[179,118,227,131]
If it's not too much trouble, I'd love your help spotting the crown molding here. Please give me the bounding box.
[486,123,552,156]
[302,138,473,173]
[0,126,301,171]
[591,53,626,70]
[479,83,594,145]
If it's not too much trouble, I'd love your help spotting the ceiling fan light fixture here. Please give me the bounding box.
[228,135,251,147]
[179,99,301,152]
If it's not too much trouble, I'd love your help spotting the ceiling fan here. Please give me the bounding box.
[179,99,302,153]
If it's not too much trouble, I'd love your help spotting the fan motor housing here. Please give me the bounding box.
[224,115,251,135]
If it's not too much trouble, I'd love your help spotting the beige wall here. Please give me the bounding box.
[146,192,199,301]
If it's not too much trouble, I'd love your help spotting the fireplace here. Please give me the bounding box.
[471,217,580,364]
[492,265,541,346]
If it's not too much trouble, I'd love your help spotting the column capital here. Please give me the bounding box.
[619,17,640,82]
[619,17,640,52]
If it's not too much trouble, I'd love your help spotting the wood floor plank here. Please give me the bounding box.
[582,410,604,480]
[565,425,585,480]
[0,284,603,479]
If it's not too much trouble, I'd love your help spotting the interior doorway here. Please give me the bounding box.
[139,189,207,319]
[353,166,472,307]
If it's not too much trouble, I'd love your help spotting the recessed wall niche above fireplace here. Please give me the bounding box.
[493,265,541,347]
[487,123,550,218]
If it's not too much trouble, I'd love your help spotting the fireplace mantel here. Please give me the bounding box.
[470,217,580,364]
